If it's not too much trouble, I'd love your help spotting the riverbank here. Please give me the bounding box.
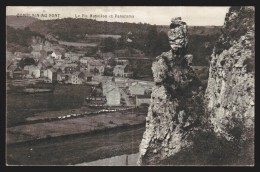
[7,126,145,165]
[7,108,146,144]
[6,79,148,165]
[75,153,139,166]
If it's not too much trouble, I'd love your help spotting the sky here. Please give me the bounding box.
[6,6,230,26]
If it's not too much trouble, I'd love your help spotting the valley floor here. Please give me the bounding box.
[7,125,145,165]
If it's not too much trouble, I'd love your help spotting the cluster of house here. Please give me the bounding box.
[112,59,133,78]
[100,78,153,107]
[6,49,136,84]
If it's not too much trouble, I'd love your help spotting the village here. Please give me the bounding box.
[6,32,154,109]
[6,31,157,158]
[6,5,254,166]
[6,28,209,165]
[6,51,153,107]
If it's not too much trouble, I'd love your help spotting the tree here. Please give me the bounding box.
[101,37,117,52]
[107,58,117,67]
[157,32,171,53]
[144,30,170,56]
[118,35,126,49]
[18,57,36,68]
[145,29,158,55]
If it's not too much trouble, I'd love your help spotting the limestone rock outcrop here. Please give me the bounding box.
[138,7,254,166]
[138,17,205,165]
[205,6,255,142]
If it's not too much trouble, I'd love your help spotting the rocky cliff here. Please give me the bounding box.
[137,17,205,165]
[138,7,255,166]
[205,6,255,142]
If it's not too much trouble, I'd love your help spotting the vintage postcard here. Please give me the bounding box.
[6,6,255,166]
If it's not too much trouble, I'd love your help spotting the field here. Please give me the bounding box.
[85,34,121,39]
[7,109,146,144]
[6,84,92,127]
[58,41,98,47]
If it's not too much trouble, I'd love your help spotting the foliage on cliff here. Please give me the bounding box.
[6,26,45,53]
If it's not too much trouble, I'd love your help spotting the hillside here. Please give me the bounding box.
[187,34,220,66]
[28,18,156,41]
[27,17,220,40]
[6,26,54,53]
[157,25,221,36]
[27,18,220,65]
[6,15,38,29]
[6,16,221,66]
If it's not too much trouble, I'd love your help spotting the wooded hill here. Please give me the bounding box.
[6,16,221,66]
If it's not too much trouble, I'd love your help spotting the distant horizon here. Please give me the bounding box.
[6,14,224,27]
[6,6,230,26]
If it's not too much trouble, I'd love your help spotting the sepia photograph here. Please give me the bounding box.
[5,6,255,166]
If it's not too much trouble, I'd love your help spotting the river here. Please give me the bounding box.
[7,126,145,165]
[75,153,139,166]
[6,82,145,165]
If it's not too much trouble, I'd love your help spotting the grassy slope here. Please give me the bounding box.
[6,16,39,29]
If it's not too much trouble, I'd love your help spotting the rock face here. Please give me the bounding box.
[138,18,205,165]
[205,7,255,142]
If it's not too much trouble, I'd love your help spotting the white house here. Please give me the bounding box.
[51,50,62,60]
[99,66,105,76]
[106,87,121,106]
[80,57,95,64]
[69,75,82,84]
[102,79,115,95]
[136,95,151,107]
[102,80,121,106]
[55,59,65,65]
[64,52,81,62]
[128,82,147,96]
[126,38,133,43]
[70,55,80,62]
[116,59,129,65]
[47,68,57,83]
[87,60,104,73]
[113,64,133,78]
[23,65,41,78]
[31,51,42,63]
[68,71,85,84]
[40,69,48,78]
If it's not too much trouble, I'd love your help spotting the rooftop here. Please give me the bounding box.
[136,95,151,99]
[114,64,127,70]
[88,60,103,66]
